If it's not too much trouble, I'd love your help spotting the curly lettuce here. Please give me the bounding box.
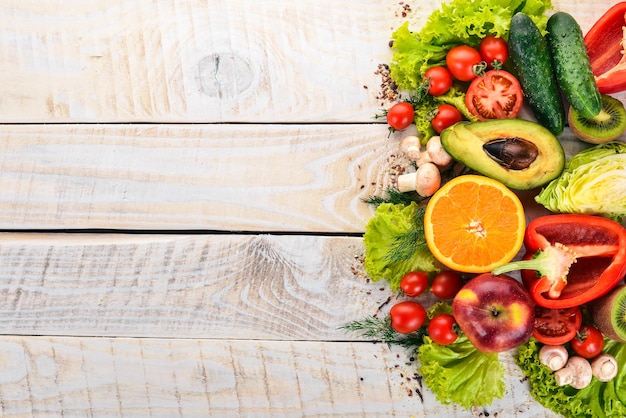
[413,84,477,143]
[535,141,626,222]
[390,0,554,90]
[418,333,506,408]
[363,202,439,291]
[517,338,626,417]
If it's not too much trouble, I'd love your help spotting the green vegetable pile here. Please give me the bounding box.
[390,0,553,91]
[518,339,626,417]
[348,0,626,415]
[389,0,553,142]
[363,202,439,291]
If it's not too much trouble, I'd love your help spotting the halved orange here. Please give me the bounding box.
[424,174,525,273]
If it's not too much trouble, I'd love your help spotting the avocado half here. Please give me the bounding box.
[440,119,565,190]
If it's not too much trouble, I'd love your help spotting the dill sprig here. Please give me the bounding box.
[340,315,397,341]
[340,315,427,350]
[384,206,428,264]
[363,187,425,207]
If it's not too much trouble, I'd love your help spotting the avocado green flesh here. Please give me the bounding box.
[440,119,566,190]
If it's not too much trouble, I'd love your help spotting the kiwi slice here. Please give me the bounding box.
[568,94,626,144]
[588,285,626,342]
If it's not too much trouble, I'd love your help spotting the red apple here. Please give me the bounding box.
[452,273,535,353]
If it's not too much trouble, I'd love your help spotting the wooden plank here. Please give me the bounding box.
[0,233,403,340]
[0,123,406,232]
[0,0,617,124]
[0,336,558,417]
[0,0,405,123]
[0,124,605,232]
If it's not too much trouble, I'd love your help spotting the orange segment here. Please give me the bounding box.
[424,174,525,273]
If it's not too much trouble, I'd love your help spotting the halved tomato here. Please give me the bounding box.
[532,305,583,345]
[465,70,523,120]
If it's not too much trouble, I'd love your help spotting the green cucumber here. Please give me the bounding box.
[546,11,602,119]
[508,13,565,136]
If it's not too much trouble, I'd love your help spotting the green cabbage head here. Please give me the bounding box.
[535,141,626,222]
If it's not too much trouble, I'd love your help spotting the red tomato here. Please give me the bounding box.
[446,45,483,81]
[424,66,453,96]
[479,35,509,69]
[465,70,523,120]
[390,301,427,334]
[386,102,414,131]
[427,313,458,345]
[431,104,463,133]
[400,271,429,297]
[532,305,583,345]
[571,325,605,359]
[430,270,463,299]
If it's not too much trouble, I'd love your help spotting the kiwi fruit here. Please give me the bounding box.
[568,94,626,144]
[588,284,626,342]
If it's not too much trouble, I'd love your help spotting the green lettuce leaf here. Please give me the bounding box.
[535,141,626,222]
[390,0,554,91]
[418,334,506,408]
[413,85,477,144]
[363,202,439,291]
[517,338,626,417]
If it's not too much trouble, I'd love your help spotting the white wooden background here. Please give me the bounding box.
[0,1,623,416]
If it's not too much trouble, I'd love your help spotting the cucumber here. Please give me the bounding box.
[546,12,602,119]
[508,13,565,136]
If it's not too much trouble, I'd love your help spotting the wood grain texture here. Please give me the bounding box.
[0,123,408,232]
[0,0,405,123]
[0,233,396,339]
[0,0,615,124]
[0,336,558,418]
[0,123,609,232]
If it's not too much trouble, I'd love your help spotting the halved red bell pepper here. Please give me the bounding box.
[493,214,626,309]
[585,2,626,94]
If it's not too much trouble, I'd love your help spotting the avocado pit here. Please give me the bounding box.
[483,137,539,170]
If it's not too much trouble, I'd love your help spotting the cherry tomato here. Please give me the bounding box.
[431,104,463,133]
[424,66,453,96]
[479,35,509,69]
[571,325,605,359]
[532,305,583,345]
[390,301,427,334]
[430,270,463,299]
[386,102,414,131]
[400,271,429,297]
[465,70,523,120]
[427,313,458,345]
[445,45,482,81]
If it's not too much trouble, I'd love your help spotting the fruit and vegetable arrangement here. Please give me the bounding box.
[343,1,626,416]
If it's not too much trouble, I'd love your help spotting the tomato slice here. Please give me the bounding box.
[465,70,523,120]
[532,305,582,345]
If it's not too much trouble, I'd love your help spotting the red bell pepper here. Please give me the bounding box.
[492,214,626,309]
[584,2,626,94]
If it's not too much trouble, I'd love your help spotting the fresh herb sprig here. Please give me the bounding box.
[340,315,427,350]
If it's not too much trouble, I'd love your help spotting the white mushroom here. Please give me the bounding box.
[591,354,619,382]
[400,135,432,166]
[539,345,569,371]
[426,136,453,166]
[554,356,593,389]
[415,163,441,197]
[396,162,441,196]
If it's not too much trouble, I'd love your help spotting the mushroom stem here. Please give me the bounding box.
[554,356,593,389]
[591,354,619,382]
[539,345,569,371]
[397,162,441,196]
